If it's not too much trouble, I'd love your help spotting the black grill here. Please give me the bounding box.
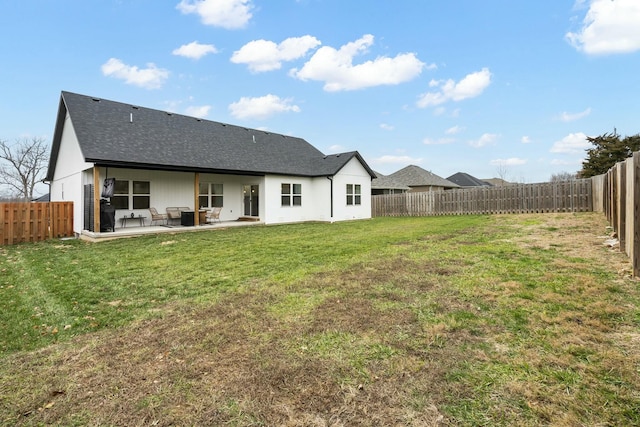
[100,199,116,232]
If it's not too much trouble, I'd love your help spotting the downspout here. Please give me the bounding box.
[42,179,52,239]
[327,176,333,222]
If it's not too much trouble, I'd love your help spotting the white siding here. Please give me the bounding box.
[263,175,331,224]
[49,113,93,234]
[331,157,372,221]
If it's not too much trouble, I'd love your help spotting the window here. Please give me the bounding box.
[132,181,150,209]
[281,183,302,206]
[110,180,130,210]
[199,183,223,208]
[109,180,150,210]
[346,184,361,205]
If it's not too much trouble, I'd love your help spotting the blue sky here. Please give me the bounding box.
[2,0,640,185]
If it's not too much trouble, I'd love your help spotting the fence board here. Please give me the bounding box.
[372,180,593,218]
[0,202,74,245]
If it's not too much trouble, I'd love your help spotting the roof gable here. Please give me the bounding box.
[388,165,459,188]
[447,172,492,187]
[47,91,375,180]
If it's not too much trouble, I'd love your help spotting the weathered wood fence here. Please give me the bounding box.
[0,202,74,245]
[599,152,640,276]
[372,180,593,217]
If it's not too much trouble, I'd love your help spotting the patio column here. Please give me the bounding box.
[194,172,200,225]
[93,166,100,232]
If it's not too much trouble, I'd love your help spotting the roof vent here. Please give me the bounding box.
[92,98,101,102]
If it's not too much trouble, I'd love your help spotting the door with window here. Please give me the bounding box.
[243,185,259,217]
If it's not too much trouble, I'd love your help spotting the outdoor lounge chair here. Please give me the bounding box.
[205,207,222,224]
[166,207,190,225]
[148,207,167,226]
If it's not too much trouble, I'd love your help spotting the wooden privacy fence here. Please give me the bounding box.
[372,180,593,217]
[599,152,640,277]
[0,202,74,245]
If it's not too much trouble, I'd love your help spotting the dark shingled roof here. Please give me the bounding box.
[371,171,410,190]
[46,91,375,180]
[446,172,492,187]
[388,165,459,189]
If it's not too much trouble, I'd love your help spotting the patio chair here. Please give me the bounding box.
[165,207,183,225]
[148,207,167,226]
[205,207,222,224]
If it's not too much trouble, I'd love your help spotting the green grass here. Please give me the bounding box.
[1,213,639,426]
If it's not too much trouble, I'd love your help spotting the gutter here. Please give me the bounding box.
[327,176,333,222]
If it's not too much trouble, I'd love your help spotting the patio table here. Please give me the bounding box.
[120,215,146,228]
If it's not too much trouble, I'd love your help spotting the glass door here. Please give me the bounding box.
[243,185,259,217]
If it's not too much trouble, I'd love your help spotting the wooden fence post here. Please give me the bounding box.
[633,153,640,277]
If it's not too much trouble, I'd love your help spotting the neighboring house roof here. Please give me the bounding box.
[46,91,375,181]
[482,178,511,186]
[447,172,492,187]
[33,193,50,202]
[388,165,459,189]
[371,172,410,191]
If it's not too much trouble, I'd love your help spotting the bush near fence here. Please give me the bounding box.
[0,202,74,245]
[372,180,593,217]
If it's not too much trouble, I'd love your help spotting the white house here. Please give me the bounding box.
[45,91,375,236]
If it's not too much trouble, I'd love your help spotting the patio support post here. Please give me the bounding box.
[93,166,100,232]
[194,172,200,226]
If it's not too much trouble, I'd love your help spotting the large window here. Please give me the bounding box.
[281,183,302,206]
[110,180,150,210]
[199,183,223,208]
[346,184,361,205]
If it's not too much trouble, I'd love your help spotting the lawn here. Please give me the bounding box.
[1,213,639,426]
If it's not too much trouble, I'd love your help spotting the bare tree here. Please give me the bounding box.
[550,171,577,182]
[494,161,510,184]
[0,137,49,200]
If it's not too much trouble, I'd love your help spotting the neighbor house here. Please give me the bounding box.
[45,91,375,236]
[371,171,410,195]
[446,172,493,188]
[382,165,459,192]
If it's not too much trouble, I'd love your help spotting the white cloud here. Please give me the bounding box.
[468,133,499,148]
[231,36,321,72]
[185,105,212,118]
[521,136,532,144]
[379,123,395,131]
[566,0,640,55]
[423,137,454,145]
[173,41,218,59]
[101,58,169,89]
[417,68,492,108]
[445,125,464,135]
[228,94,301,120]
[177,0,252,29]
[490,158,527,166]
[371,155,423,165]
[550,132,590,154]
[289,34,426,91]
[557,107,592,122]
